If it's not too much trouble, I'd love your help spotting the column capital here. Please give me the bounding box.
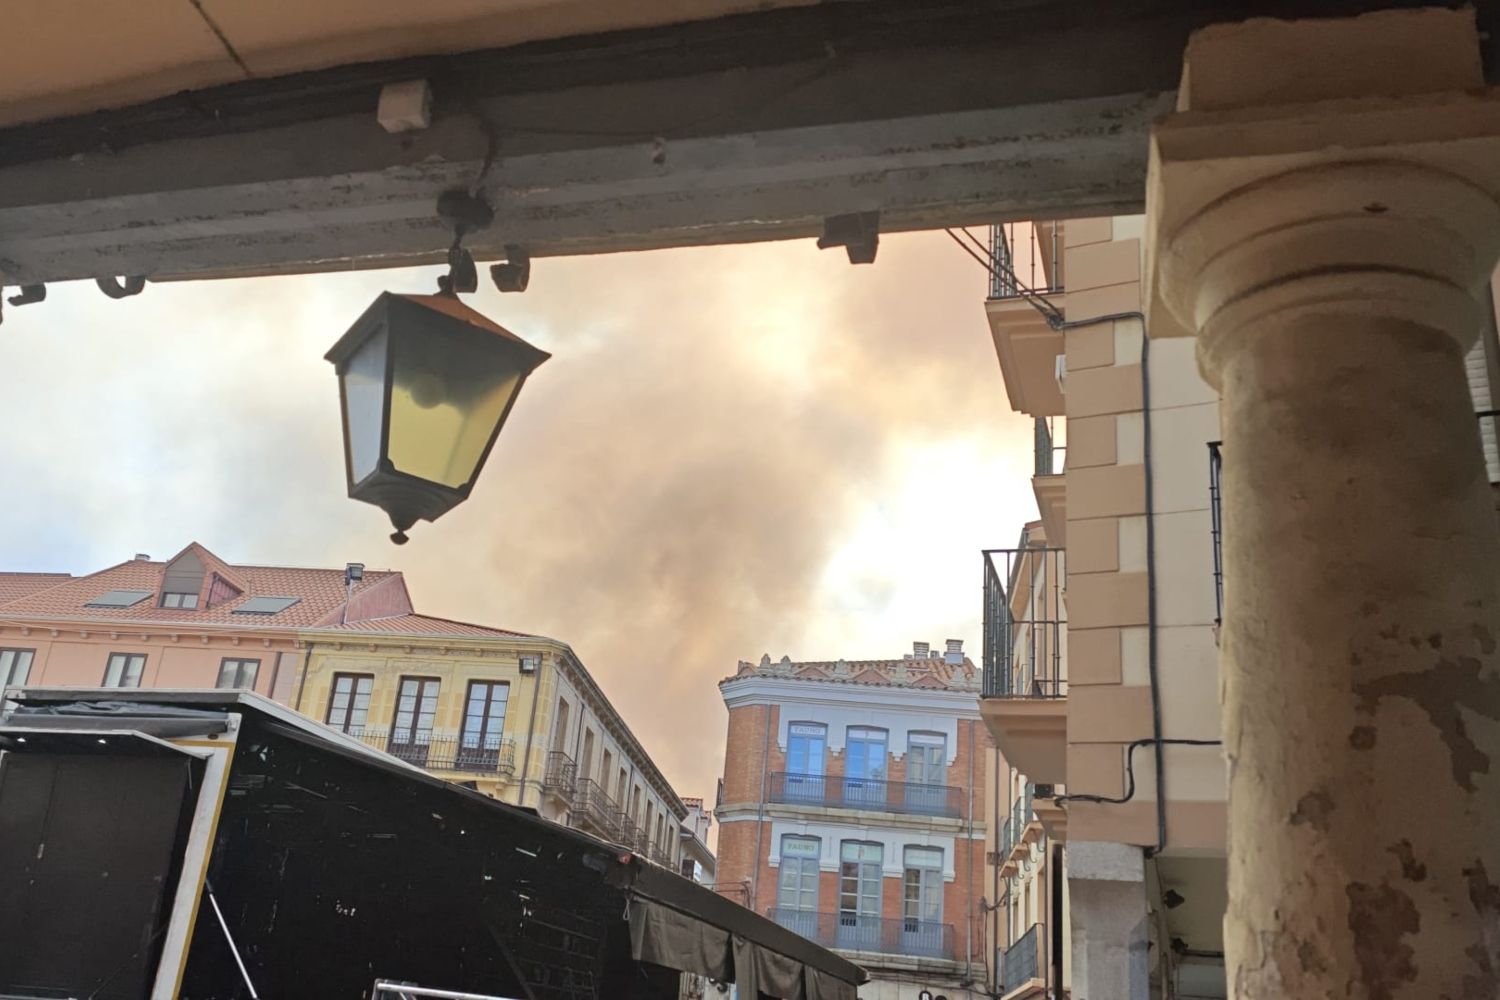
[1143,7,1500,383]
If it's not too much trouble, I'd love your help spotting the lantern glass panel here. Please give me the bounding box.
[340,324,389,484]
[387,326,523,489]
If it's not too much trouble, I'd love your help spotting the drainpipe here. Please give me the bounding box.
[516,649,545,809]
[994,753,1004,994]
[965,718,975,979]
[293,641,315,713]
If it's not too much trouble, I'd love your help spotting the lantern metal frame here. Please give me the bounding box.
[325,290,550,543]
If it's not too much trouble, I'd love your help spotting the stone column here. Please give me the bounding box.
[1068,841,1149,1000]
[1147,10,1500,999]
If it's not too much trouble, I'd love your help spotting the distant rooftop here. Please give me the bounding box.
[0,542,535,640]
[725,640,980,693]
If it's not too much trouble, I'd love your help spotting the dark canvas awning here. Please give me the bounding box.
[0,689,866,1000]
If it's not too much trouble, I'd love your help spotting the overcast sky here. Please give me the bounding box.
[0,230,1037,801]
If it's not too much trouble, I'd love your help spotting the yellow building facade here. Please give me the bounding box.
[292,614,686,869]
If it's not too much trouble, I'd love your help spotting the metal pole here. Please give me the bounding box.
[205,884,259,1000]
[373,981,523,1000]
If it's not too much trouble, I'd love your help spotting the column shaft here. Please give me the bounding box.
[1219,313,1500,997]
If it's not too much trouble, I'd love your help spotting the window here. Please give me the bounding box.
[85,590,152,608]
[326,674,374,733]
[389,677,440,765]
[601,749,614,790]
[458,681,510,769]
[103,653,146,688]
[580,728,596,779]
[902,847,945,956]
[903,847,943,924]
[777,836,821,913]
[787,722,826,776]
[216,658,260,689]
[843,727,888,808]
[906,733,946,783]
[838,841,883,949]
[160,591,199,609]
[631,786,643,826]
[552,698,571,752]
[0,649,35,689]
[617,768,629,805]
[785,722,827,803]
[905,732,948,813]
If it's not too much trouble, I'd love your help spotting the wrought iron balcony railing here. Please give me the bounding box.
[346,728,516,775]
[767,771,963,818]
[573,778,619,836]
[767,908,956,961]
[1000,924,1043,994]
[999,785,1035,860]
[982,546,1066,699]
[987,223,1063,301]
[543,750,577,799]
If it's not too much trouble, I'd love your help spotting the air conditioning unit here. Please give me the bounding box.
[1032,783,1057,799]
[519,655,539,674]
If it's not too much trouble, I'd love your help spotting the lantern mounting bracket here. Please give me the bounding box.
[434,189,495,297]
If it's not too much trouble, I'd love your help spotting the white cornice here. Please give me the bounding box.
[721,676,981,718]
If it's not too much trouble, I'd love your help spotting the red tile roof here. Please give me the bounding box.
[725,653,980,691]
[312,613,535,639]
[0,548,408,629]
[0,572,72,606]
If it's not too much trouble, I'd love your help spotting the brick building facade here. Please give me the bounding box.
[716,642,992,1000]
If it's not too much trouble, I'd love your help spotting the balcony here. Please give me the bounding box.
[998,786,1043,877]
[1000,924,1045,999]
[980,547,1067,784]
[572,778,619,839]
[767,909,955,962]
[1032,417,1067,545]
[766,771,963,818]
[347,728,515,776]
[985,222,1065,417]
[542,750,577,802]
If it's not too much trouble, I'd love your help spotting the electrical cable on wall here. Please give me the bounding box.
[948,226,1226,855]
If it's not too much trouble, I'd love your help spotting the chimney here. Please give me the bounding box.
[133,553,151,561]
[945,639,964,665]
[913,641,930,659]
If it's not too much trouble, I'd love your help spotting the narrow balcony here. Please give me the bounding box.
[1032,417,1067,545]
[985,222,1065,418]
[572,778,619,840]
[981,546,1067,784]
[999,924,1046,999]
[542,750,577,803]
[767,909,955,962]
[348,728,516,777]
[998,786,1044,877]
[766,771,963,818]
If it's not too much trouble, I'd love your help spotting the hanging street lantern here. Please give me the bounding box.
[325,291,550,544]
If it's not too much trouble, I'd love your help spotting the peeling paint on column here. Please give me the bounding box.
[1388,840,1428,882]
[1346,882,1421,1000]
[1289,789,1334,831]
[1354,656,1500,791]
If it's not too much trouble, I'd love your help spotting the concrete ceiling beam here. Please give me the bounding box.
[0,0,1484,285]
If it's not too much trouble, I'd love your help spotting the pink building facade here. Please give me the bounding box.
[0,542,411,700]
